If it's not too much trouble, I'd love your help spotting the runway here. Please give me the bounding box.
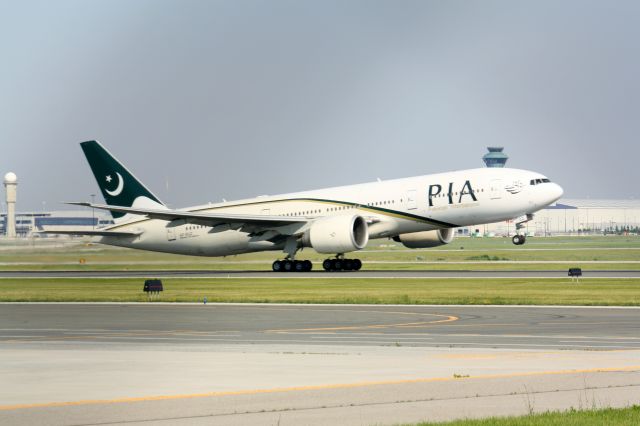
[2,269,640,278]
[1,303,640,349]
[2,304,639,425]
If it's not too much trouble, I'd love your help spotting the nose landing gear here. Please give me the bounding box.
[512,213,534,245]
[512,234,526,245]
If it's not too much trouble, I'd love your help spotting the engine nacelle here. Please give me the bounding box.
[302,215,369,254]
[392,228,455,249]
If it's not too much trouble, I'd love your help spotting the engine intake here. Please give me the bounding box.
[393,229,454,249]
[303,215,369,254]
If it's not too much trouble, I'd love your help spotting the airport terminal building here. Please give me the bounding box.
[464,198,640,237]
[0,211,114,237]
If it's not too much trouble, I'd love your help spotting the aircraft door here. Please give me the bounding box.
[166,219,183,241]
[490,179,503,200]
[406,190,417,210]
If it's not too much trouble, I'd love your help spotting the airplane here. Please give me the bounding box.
[49,141,564,272]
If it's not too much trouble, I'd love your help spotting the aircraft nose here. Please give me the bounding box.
[550,183,564,203]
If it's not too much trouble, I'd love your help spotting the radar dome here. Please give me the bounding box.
[4,172,17,184]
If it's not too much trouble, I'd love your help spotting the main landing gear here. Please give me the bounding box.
[272,259,313,272]
[272,239,363,272]
[272,237,313,272]
[271,258,364,272]
[322,255,362,272]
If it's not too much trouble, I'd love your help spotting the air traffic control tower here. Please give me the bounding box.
[482,147,508,168]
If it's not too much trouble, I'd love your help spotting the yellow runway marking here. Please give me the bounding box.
[266,313,459,333]
[1,365,639,411]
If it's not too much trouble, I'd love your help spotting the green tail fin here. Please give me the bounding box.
[80,141,164,219]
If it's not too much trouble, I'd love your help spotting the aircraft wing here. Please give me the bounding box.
[41,229,142,237]
[66,202,309,227]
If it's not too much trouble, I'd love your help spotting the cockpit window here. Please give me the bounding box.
[530,178,552,186]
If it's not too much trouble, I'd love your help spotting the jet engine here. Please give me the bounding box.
[392,228,455,249]
[302,215,369,254]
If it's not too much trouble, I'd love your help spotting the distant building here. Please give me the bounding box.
[0,211,114,237]
[462,199,640,237]
[482,147,509,168]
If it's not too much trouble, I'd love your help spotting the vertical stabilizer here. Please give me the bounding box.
[80,140,165,220]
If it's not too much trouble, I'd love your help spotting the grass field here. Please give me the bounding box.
[1,277,639,304]
[1,236,638,304]
[413,406,640,425]
[1,236,639,271]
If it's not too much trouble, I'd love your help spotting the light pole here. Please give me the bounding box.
[90,194,96,229]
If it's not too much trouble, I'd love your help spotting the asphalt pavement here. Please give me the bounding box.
[1,303,639,425]
[1,269,639,278]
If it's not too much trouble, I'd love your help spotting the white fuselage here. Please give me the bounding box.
[98,167,563,256]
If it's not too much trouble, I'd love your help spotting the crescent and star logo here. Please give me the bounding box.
[104,172,124,196]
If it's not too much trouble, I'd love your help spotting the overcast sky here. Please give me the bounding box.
[1,0,639,211]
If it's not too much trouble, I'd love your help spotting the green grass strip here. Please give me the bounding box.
[411,406,640,425]
[1,277,639,305]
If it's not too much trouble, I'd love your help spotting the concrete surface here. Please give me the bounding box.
[1,304,639,425]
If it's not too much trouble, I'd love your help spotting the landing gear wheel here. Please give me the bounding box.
[512,235,526,245]
[332,259,342,271]
[321,258,362,271]
[294,260,304,272]
[323,259,332,271]
[302,260,313,271]
[283,260,294,272]
[272,260,283,272]
[343,259,353,271]
[353,259,362,271]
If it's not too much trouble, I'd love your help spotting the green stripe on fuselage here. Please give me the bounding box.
[107,197,458,231]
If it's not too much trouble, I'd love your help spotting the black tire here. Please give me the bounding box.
[272,260,282,272]
[512,235,522,245]
[333,259,342,271]
[322,259,332,271]
[520,236,526,245]
[294,261,304,272]
[343,259,353,271]
[353,259,362,271]
[283,260,294,272]
[303,260,313,271]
